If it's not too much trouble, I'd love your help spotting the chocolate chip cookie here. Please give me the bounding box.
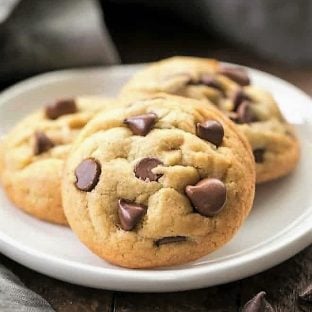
[121,56,300,183]
[0,96,113,224]
[62,94,255,268]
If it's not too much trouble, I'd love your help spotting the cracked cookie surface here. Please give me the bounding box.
[62,94,255,268]
[121,56,300,183]
[0,97,114,224]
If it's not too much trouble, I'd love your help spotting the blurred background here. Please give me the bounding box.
[1,0,312,89]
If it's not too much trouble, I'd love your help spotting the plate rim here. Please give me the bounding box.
[0,64,311,292]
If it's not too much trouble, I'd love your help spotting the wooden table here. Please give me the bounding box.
[1,3,311,310]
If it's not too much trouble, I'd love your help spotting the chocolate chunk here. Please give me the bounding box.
[118,199,147,231]
[299,283,312,303]
[45,98,77,120]
[232,89,251,111]
[236,101,257,124]
[253,149,265,163]
[242,291,274,312]
[185,178,227,217]
[155,236,187,247]
[134,157,163,182]
[196,120,224,147]
[187,74,224,93]
[75,158,101,192]
[219,65,250,86]
[199,74,224,92]
[200,75,220,87]
[124,113,157,136]
[34,132,54,155]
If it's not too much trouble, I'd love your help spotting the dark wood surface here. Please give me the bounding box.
[1,3,312,311]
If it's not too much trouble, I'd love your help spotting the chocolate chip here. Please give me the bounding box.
[185,178,226,217]
[155,236,187,247]
[236,101,257,124]
[187,74,224,93]
[194,74,224,93]
[45,98,77,120]
[75,158,101,192]
[299,283,312,303]
[34,132,54,155]
[200,74,221,88]
[253,149,265,163]
[196,120,224,147]
[219,65,250,86]
[242,291,274,312]
[124,113,157,136]
[118,199,147,231]
[134,158,163,182]
[232,89,251,111]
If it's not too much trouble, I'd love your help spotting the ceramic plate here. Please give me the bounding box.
[0,64,311,292]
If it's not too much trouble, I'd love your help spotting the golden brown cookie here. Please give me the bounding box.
[0,96,114,225]
[62,94,255,268]
[121,56,300,183]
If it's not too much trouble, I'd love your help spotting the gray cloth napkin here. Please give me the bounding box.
[0,0,120,83]
[0,263,54,311]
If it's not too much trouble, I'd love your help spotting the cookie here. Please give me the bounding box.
[0,96,114,224]
[121,56,300,183]
[62,94,255,268]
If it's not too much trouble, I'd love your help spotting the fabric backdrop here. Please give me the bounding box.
[0,0,119,84]
[110,0,312,65]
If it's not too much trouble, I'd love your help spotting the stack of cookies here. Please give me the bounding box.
[0,57,300,268]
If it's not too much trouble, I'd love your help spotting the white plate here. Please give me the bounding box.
[0,64,311,292]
